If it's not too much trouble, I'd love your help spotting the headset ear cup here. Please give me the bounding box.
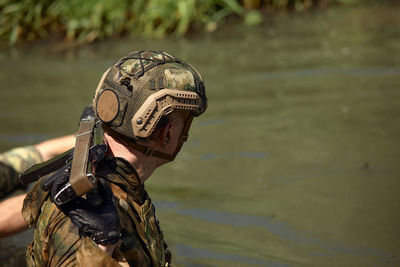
[96,89,120,124]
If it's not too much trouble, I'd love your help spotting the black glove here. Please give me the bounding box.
[50,171,120,245]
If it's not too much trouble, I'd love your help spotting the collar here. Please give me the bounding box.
[95,156,146,205]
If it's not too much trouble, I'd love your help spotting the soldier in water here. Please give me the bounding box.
[0,135,74,238]
[22,50,207,266]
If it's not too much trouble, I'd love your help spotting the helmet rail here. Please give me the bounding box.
[132,89,203,138]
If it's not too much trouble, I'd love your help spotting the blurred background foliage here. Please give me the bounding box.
[0,0,389,45]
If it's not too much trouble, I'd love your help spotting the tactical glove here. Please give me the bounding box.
[50,169,120,245]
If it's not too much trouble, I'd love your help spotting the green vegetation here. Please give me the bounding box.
[0,0,376,45]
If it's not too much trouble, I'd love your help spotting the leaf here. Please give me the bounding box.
[9,24,20,45]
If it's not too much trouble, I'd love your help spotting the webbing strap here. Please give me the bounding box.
[103,126,174,161]
[171,116,193,159]
[103,116,193,162]
[69,119,96,196]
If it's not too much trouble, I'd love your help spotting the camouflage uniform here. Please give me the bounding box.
[22,50,206,267]
[23,156,171,267]
[0,145,42,198]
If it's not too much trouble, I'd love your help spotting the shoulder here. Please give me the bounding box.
[29,197,82,266]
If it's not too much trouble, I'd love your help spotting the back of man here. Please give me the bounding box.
[25,156,162,266]
[22,50,207,267]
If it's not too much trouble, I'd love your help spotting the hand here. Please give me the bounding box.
[50,173,120,245]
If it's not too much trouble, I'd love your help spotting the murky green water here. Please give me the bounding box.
[1,3,400,267]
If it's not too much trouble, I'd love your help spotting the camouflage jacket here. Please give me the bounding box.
[22,156,171,267]
[0,145,43,198]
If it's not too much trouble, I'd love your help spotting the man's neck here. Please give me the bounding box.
[103,133,167,183]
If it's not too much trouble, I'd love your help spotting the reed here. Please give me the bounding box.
[0,0,371,45]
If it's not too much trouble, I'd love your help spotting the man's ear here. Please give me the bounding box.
[160,121,173,147]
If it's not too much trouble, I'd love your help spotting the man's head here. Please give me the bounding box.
[93,51,207,161]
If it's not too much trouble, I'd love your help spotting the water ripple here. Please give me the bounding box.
[155,201,399,266]
[175,243,293,267]
[251,67,400,80]
[200,151,267,160]
[0,134,53,144]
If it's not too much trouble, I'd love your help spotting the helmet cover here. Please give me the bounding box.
[93,50,207,140]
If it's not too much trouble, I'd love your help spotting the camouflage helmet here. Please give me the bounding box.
[93,50,207,140]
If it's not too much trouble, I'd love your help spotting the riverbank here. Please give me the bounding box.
[0,0,387,47]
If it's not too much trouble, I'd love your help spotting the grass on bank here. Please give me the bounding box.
[0,0,382,46]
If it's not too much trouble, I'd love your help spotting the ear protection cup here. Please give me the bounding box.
[96,89,120,124]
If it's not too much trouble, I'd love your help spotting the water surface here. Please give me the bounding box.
[0,3,399,266]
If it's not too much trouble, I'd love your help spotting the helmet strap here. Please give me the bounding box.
[103,116,193,162]
[169,115,193,160]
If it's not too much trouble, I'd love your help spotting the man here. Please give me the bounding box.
[0,135,74,238]
[22,50,207,266]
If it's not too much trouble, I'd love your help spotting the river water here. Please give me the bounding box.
[0,3,399,267]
